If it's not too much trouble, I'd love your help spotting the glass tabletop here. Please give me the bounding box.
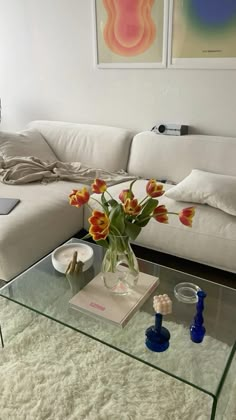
[0,238,235,398]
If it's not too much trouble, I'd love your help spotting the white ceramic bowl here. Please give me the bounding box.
[52,243,94,273]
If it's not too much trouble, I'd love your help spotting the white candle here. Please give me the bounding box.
[55,246,90,264]
[52,243,94,273]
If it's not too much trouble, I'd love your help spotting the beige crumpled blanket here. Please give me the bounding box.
[0,156,136,185]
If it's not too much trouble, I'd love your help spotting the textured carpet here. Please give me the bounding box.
[0,298,235,420]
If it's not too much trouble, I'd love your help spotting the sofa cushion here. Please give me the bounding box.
[28,121,135,172]
[84,180,236,273]
[127,131,236,183]
[0,181,85,281]
[0,129,57,162]
[165,169,236,216]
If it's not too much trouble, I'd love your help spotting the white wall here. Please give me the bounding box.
[0,0,236,136]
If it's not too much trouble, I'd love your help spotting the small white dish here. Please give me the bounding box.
[52,243,94,274]
[174,282,201,304]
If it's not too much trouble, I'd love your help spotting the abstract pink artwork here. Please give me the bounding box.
[94,0,167,68]
[102,0,156,57]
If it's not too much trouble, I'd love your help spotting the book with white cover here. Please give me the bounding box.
[69,272,159,328]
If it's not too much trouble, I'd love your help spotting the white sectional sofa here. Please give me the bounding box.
[0,120,236,281]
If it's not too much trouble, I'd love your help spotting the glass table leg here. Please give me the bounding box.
[0,325,4,348]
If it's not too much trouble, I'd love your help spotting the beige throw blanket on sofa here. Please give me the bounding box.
[0,156,136,185]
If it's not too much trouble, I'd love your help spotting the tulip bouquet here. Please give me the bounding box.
[69,179,195,293]
[69,178,195,241]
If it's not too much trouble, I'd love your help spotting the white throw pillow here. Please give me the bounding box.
[165,169,236,216]
[0,129,57,162]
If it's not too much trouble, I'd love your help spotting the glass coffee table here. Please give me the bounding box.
[0,238,235,419]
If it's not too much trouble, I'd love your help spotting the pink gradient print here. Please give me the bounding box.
[102,0,156,56]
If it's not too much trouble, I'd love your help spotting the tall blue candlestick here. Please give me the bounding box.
[190,290,207,343]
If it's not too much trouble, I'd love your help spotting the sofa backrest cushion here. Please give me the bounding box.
[127,131,236,183]
[0,129,57,162]
[28,121,134,172]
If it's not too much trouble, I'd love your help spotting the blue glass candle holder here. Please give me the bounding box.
[145,313,170,352]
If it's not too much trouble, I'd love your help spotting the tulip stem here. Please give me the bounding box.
[137,215,152,224]
[90,197,106,210]
[110,225,123,236]
[105,190,114,201]
[87,203,94,213]
[139,196,149,206]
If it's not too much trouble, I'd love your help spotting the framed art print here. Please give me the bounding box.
[168,0,236,69]
[94,0,169,68]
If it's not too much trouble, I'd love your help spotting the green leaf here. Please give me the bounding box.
[125,220,141,240]
[109,204,125,234]
[107,199,118,207]
[134,198,158,228]
[96,239,109,249]
[139,198,158,220]
[81,232,91,240]
[129,178,137,194]
[135,218,150,228]
[101,193,109,214]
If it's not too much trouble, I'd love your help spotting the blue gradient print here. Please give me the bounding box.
[186,0,236,31]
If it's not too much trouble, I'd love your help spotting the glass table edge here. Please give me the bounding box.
[0,237,235,399]
[1,237,236,293]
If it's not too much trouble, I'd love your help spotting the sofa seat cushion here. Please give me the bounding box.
[84,180,236,273]
[0,181,84,281]
[28,121,135,172]
[0,129,57,162]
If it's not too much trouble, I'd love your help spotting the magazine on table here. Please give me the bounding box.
[69,272,159,328]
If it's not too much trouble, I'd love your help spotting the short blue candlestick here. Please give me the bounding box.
[145,313,170,352]
[190,290,207,343]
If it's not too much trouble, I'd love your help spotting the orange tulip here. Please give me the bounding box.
[88,210,110,240]
[119,189,134,203]
[146,179,164,198]
[69,188,90,208]
[153,205,168,224]
[92,179,107,194]
[123,198,141,216]
[179,207,195,227]
[89,225,110,241]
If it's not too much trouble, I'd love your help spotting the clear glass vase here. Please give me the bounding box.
[101,235,139,295]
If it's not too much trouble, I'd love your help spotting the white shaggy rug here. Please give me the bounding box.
[0,298,235,420]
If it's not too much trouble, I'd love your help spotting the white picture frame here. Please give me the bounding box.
[168,0,236,69]
[93,0,169,69]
